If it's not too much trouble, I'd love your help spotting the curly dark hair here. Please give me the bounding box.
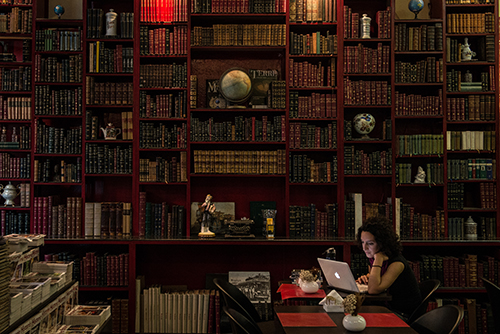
[356,216,402,258]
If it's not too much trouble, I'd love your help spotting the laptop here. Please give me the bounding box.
[317,258,368,293]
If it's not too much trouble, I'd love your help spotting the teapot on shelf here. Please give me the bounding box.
[101,123,122,140]
[0,182,21,206]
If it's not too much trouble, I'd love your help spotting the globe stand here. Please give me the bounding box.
[226,103,247,109]
[412,11,422,19]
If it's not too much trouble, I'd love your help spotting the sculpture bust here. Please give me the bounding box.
[414,166,426,184]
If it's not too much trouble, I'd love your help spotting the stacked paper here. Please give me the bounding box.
[0,237,10,332]
[65,305,111,326]
[9,292,23,324]
[32,261,74,284]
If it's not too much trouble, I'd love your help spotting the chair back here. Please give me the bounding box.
[223,306,263,334]
[410,304,464,334]
[214,278,262,323]
[481,277,500,334]
[407,279,441,324]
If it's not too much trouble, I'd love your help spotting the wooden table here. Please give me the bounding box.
[275,305,418,334]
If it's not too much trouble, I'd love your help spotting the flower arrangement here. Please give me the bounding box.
[343,293,366,316]
[299,269,318,282]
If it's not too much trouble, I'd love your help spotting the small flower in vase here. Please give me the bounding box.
[298,268,320,293]
[342,293,367,332]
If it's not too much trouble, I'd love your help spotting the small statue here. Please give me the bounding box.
[198,194,216,238]
[414,166,426,184]
[461,38,476,61]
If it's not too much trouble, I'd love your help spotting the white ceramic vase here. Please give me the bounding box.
[298,279,319,293]
[342,314,366,332]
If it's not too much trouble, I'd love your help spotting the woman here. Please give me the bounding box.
[355,216,422,318]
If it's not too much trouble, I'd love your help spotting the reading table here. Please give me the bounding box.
[275,305,418,334]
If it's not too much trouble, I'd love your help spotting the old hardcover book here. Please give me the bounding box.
[249,69,279,108]
[206,79,226,109]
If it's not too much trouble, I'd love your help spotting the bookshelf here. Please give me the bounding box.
[0,0,499,332]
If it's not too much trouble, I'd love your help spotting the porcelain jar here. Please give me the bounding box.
[343,314,366,332]
[298,279,319,293]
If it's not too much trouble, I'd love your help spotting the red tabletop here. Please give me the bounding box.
[277,284,327,300]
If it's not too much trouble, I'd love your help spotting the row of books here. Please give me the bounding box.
[396,134,444,156]
[85,143,133,175]
[192,149,287,175]
[34,55,83,83]
[448,216,497,240]
[446,36,495,63]
[35,122,82,155]
[138,286,219,334]
[138,195,186,238]
[0,66,31,92]
[139,154,188,183]
[343,78,391,106]
[85,110,133,141]
[88,43,134,74]
[289,59,336,88]
[1,125,30,149]
[140,26,188,56]
[87,9,135,39]
[395,163,444,185]
[290,0,336,23]
[34,29,81,52]
[0,7,31,34]
[398,206,445,241]
[34,86,83,116]
[288,203,339,239]
[289,122,336,149]
[0,0,32,4]
[141,0,187,23]
[289,91,337,119]
[77,252,128,287]
[85,78,134,106]
[190,116,286,143]
[139,63,188,89]
[1,211,29,236]
[445,0,494,3]
[446,67,494,92]
[446,95,496,121]
[446,130,495,151]
[111,299,129,334]
[31,196,82,238]
[446,12,495,34]
[191,24,286,47]
[33,158,82,183]
[447,182,497,210]
[344,199,392,239]
[343,43,390,74]
[289,154,337,183]
[193,0,285,14]
[344,146,392,175]
[343,6,391,39]
[0,153,30,179]
[448,159,495,181]
[289,31,337,55]
[394,90,443,117]
[84,202,132,239]
[447,183,465,210]
[140,91,188,119]
[394,57,443,84]
[139,122,187,149]
[394,23,443,52]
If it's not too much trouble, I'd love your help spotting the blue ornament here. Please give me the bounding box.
[408,0,424,19]
[54,5,65,19]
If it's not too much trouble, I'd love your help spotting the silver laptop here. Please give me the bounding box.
[317,258,368,293]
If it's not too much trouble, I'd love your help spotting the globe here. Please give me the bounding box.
[408,0,424,19]
[54,5,65,18]
[353,113,376,139]
[219,68,252,107]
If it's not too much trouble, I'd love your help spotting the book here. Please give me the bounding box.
[249,69,279,108]
[206,79,226,109]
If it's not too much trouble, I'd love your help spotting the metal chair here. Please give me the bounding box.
[406,279,441,324]
[213,278,276,334]
[223,306,263,334]
[481,277,500,334]
[410,304,464,334]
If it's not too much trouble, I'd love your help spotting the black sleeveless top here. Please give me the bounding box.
[385,254,422,316]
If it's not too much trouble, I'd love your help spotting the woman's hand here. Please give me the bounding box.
[373,251,388,264]
[356,274,369,284]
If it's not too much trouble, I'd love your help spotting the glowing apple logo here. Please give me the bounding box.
[335,272,341,279]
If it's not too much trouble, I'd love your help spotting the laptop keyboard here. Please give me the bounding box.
[356,282,369,293]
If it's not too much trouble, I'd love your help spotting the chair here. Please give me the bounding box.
[213,278,276,334]
[481,277,500,334]
[223,306,263,334]
[406,279,441,324]
[410,304,464,334]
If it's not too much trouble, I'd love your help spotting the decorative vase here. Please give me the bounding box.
[353,113,376,139]
[299,279,319,293]
[342,314,366,332]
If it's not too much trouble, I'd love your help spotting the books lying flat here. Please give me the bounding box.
[32,261,74,283]
[65,305,111,326]
[56,324,100,334]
